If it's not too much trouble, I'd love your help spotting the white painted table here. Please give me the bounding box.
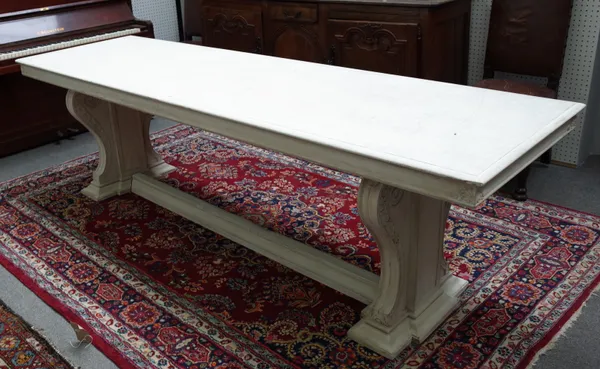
[17,36,585,359]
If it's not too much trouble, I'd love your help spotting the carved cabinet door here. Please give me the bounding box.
[202,6,263,53]
[326,20,420,77]
[264,3,323,63]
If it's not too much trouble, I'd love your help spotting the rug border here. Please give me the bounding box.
[1,124,598,369]
[489,192,600,368]
[528,196,600,218]
[517,269,600,369]
[496,189,600,219]
[7,192,300,369]
[0,124,186,369]
[0,296,80,369]
[0,251,136,369]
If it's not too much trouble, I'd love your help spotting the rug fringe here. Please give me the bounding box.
[524,284,600,368]
[0,299,82,369]
[28,325,83,369]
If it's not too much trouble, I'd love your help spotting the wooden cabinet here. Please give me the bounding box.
[198,0,471,84]
[202,5,263,53]
[327,20,419,76]
[265,3,322,62]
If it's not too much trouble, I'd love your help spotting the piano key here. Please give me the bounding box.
[0,27,141,62]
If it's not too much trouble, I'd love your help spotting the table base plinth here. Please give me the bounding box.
[349,275,467,359]
[67,90,176,200]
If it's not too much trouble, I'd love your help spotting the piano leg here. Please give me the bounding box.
[347,179,468,359]
[66,90,175,201]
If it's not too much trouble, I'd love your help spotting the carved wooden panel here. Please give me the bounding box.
[202,6,263,53]
[268,3,318,23]
[423,13,469,83]
[198,0,471,86]
[326,20,420,77]
[267,23,322,62]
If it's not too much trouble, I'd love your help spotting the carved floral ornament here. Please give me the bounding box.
[337,23,404,52]
[212,13,252,35]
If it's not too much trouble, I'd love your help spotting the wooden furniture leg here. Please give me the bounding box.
[512,165,531,201]
[66,90,175,201]
[348,179,468,359]
[512,149,550,201]
[541,149,552,164]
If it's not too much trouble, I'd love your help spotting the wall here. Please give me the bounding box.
[585,32,600,157]
[468,0,600,166]
[131,0,180,42]
[580,33,600,159]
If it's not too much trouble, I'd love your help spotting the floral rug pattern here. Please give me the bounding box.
[0,124,599,369]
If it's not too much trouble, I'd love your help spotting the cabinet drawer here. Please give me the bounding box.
[269,3,317,23]
[203,5,261,23]
[328,6,419,22]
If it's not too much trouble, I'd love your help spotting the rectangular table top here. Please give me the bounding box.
[17,36,585,206]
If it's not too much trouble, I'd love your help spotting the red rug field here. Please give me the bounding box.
[0,124,599,369]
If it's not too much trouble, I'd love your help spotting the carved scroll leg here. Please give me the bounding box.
[66,90,176,201]
[141,110,177,178]
[348,179,468,359]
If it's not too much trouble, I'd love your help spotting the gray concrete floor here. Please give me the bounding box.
[0,118,598,368]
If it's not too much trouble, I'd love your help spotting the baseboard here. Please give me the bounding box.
[550,160,577,168]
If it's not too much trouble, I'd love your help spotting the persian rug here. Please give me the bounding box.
[0,124,599,369]
[0,299,75,369]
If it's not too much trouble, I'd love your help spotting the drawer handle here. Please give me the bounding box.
[283,10,302,19]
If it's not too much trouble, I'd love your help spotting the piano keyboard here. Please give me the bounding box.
[0,27,141,62]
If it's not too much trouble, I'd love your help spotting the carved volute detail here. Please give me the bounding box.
[357,178,453,329]
[211,13,254,36]
[336,24,404,54]
[357,179,409,326]
[204,9,262,53]
[140,109,163,168]
[66,90,109,140]
[65,90,169,201]
[66,91,114,181]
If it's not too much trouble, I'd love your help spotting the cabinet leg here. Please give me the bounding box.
[512,166,531,202]
[540,149,552,165]
[66,90,175,201]
[348,179,467,359]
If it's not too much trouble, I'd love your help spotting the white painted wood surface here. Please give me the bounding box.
[347,178,468,358]
[131,173,379,304]
[17,36,585,207]
[65,91,176,200]
[15,36,585,358]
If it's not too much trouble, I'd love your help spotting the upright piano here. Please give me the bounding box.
[0,0,154,157]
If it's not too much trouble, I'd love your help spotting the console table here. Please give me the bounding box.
[17,36,585,359]
[197,0,472,84]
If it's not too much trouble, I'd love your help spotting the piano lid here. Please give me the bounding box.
[0,0,135,45]
[0,0,129,18]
